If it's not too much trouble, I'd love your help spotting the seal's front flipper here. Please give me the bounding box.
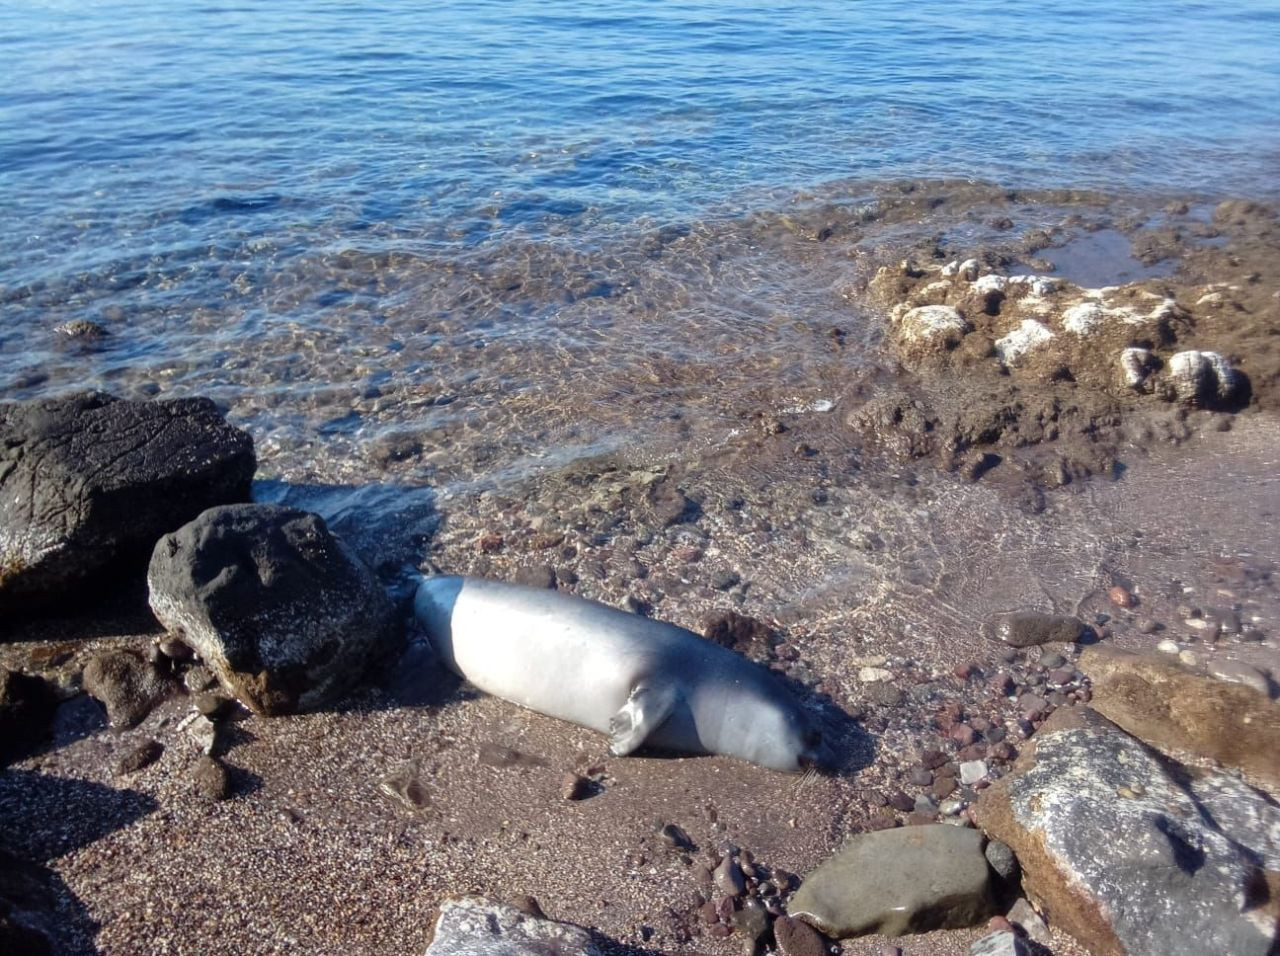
[608,682,677,755]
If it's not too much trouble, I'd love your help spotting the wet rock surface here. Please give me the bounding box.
[984,613,1085,648]
[0,392,254,613]
[1081,645,1280,788]
[147,504,401,715]
[789,825,996,938]
[424,896,602,956]
[975,706,1278,956]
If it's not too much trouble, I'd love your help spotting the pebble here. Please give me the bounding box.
[710,570,741,591]
[1206,660,1271,695]
[990,672,1015,696]
[1109,586,1137,609]
[182,664,217,693]
[192,755,230,801]
[921,749,948,770]
[1156,639,1181,654]
[773,915,828,956]
[1137,618,1161,634]
[194,692,234,721]
[1038,652,1066,669]
[959,760,989,785]
[561,773,591,801]
[889,791,915,812]
[939,798,964,816]
[114,739,163,776]
[984,839,1019,882]
[1178,650,1199,667]
[1007,898,1051,944]
[933,777,958,799]
[859,667,894,683]
[1018,694,1048,717]
[659,823,693,850]
[909,767,934,786]
[714,856,746,897]
[729,899,770,944]
[950,724,979,746]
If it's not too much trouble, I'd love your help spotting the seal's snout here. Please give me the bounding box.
[798,731,836,772]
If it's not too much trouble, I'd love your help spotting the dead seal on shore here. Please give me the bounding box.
[413,575,833,772]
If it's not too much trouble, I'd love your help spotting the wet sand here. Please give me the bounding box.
[4,182,1280,955]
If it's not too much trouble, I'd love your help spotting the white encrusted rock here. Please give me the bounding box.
[942,258,981,280]
[994,320,1054,366]
[1119,347,1159,390]
[897,305,970,349]
[1166,350,1242,406]
[1061,302,1105,334]
[973,274,1008,295]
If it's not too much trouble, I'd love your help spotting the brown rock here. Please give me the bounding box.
[1081,646,1280,788]
[82,648,178,728]
[192,755,230,801]
[774,915,829,956]
[1108,586,1137,609]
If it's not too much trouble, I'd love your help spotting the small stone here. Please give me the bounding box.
[858,667,893,683]
[1109,586,1137,609]
[989,672,1015,696]
[863,683,904,707]
[659,823,693,850]
[710,570,741,591]
[933,776,958,799]
[1017,694,1048,718]
[1038,651,1065,669]
[561,773,591,801]
[1206,660,1271,695]
[970,930,1029,956]
[193,693,234,721]
[182,664,217,694]
[114,739,163,775]
[1137,618,1161,634]
[1156,639,1181,654]
[714,855,746,897]
[773,915,828,956]
[985,612,1085,647]
[82,648,179,728]
[192,755,230,801]
[984,840,1018,882]
[889,791,915,812]
[185,714,220,756]
[960,760,989,785]
[950,724,979,747]
[1007,898,1051,944]
[729,898,770,944]
[910,767,934,786]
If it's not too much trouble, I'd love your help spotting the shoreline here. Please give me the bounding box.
[3,183,1280,955]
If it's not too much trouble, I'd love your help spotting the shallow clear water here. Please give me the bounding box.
[2,0,1279,485]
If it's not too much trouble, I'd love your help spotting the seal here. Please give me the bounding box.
[413,575,833,772]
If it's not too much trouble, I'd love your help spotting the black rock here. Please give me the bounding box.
[0,392,255,614]
[0,668,57,764]
[147,504,401,716]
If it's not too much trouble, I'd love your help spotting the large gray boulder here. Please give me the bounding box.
[147,504,399,715]
[975,706,1278,956]
[788,824,997,938]
[0,392,254,614]
[424,897,602,956]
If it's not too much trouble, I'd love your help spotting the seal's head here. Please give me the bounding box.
[735,695,835,773]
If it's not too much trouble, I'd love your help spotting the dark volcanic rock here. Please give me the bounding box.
[984,612,1085,647]
[82,648,179,728]
[0,392,254,613]
[0,668,57,764]
[974,706,1278,956]
[788,824,996,938]
[774,915,830,956]
[147,504,401,715]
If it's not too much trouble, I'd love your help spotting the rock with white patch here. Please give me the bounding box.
[1061,302,1105,335]
[975,706,1279,956]
[1164,350,1244,407]
[424,897,602,955]
[994,320,1054,366]
[1119,347,1160,391]
[894,305,971,361]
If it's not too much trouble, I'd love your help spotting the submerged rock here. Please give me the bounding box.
[975,706,1278,956]
[147,504,401,716]
[0,392,254,613]
[788,824,996,938]
[424,896,602,956]
[984,612,1085,648]
[1081,646,1280,788]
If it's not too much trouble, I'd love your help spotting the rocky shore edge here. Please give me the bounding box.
[3,376,1279,953]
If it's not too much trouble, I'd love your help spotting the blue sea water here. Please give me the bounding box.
[1,0,1279,480]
